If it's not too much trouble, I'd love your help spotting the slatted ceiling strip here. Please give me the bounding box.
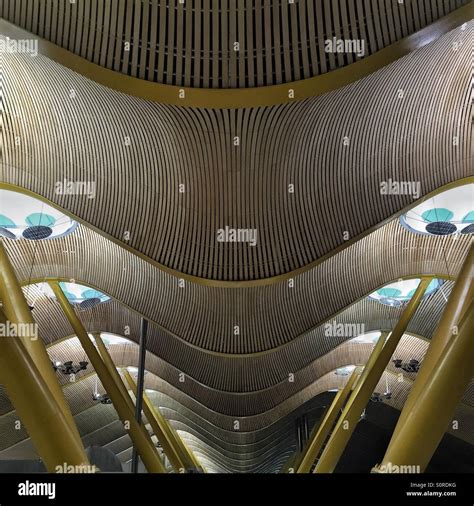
[362,0,374,54]
[202,0,210,87]
[67,0,77,52]
[156,0,166,83]
[221,0,229,88]
[19,0,27,28]
[175,1,183,87]
[386,2,397,45]
[113,0,125,72]
[289,1,300,80]
[252,0,262,87]
[297,0,309,78]
[330,0,343,68]
[419,0,428,26]
[130,0,140,77]
[13,0,19,25]
[54,0,62,46]
[377,1,390,48]
[211,4,218,87]
[270,2,283,84]
[338,0,352,66]
[138,0,148,80]
[79,0,89,58]
[427,0,435,24]
[92,0,103,65]
[390,0,402,41]
[322,0,334,71]
[36,0,44,38]
[147,2,157,81]
[409,0,420,32]
[237,2,245,88]
[435,0,442,18]
[62,0,71,49]
[121,0,133,74]
[193,0,202,88]
[105,0,116,69]
[262,2,271,86]
[166,0,175,84]
[314,0,326,74]
[99,0,110,68]
[228,2,236,88]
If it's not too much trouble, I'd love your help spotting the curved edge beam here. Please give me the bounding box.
[1,178,473,288]
[0,5,471,109]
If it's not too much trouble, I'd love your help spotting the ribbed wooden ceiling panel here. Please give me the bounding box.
[1,24,472,281]
[1,371,471,473]
[0,0,468,88]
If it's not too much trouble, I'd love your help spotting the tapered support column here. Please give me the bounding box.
[378,294,474,471]
[297,366,362,473]
[0,309,89,471]
[123,370,190,472]
[314,278,432,473]
[387,244,474,451]
[93,333,135,412]
[49,282,166,474]
[0,242,86,451]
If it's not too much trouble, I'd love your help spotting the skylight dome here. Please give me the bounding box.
[368,278,443,307]
[0,189,77,240]
[401,183,474,236]
[58,282,110,308]
[334,365,356,376]
[99,333,131,346]
[348,331,382,344]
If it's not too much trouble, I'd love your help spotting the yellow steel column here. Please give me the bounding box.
[386,244,474,450]
[314,278,432,473]
[297,366,362,473]
[49,282,166,473]
[123,369,193,472]
[0,309,89,471]
[378,301,474,471]
[0,241,86,450]
[94,333,187,472]
[93,333,136,412]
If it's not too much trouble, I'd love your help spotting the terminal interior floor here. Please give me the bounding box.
[0,1,473,475]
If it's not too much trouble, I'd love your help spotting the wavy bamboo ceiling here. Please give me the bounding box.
[0,2,473,473]
[1,20,472,281]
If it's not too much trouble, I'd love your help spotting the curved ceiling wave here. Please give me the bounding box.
[21,280,456,400]
[0,385,333,473]
[40,324,474,419]
[1,0,469,89]
[4,210,472,354]
[1,24,472,281]
[9,286,474,424]
[0,366,471,469]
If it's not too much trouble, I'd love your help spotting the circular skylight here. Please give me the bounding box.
[33,282,110,309]
[0,189,77,240]
[368,278,443,307]
[58,282,110,307]
[400,183,474,236]
[348,331,382,344]
[334,365,356,376]
[99,333,131,346]
[127,366,148,376]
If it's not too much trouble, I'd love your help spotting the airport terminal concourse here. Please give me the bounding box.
[0,1,472,499]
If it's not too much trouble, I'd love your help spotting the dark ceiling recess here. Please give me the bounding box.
[0,0,469,88]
